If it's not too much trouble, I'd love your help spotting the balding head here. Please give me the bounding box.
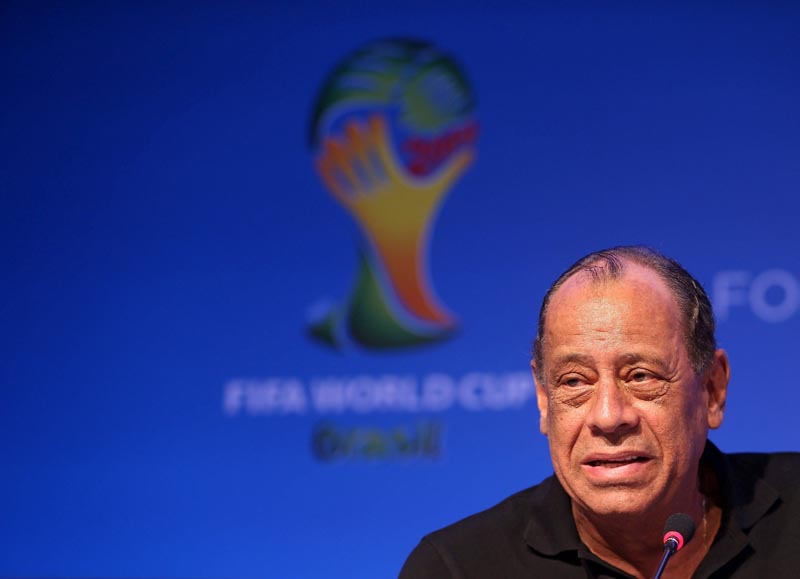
[532,246,717,381]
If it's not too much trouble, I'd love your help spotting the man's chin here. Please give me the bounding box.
[571,485,659,519]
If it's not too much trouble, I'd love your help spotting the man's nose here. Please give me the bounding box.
[585,377,639,435]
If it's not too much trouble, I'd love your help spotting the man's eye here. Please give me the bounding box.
[563,377,583,387]
[630,371,652,383]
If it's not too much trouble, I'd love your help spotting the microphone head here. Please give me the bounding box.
[662,513,696,552]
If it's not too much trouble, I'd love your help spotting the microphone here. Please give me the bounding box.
[652,513,696,579]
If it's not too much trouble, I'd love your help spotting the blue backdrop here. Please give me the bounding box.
[2,2,799,578]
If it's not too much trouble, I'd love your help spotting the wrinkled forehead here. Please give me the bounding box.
[545,263,682,332]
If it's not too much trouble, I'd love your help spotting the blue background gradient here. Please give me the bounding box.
[2,2,799,577]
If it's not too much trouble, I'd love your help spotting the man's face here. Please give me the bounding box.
[533,264,728,520]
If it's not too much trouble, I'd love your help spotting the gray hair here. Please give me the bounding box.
[532,246,716,380]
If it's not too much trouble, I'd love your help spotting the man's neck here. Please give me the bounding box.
[571,494,720,579]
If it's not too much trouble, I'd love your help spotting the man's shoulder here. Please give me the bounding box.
[424,480,547,546]
[399,478,561,578]
[424,476,569,551]
[726,449,800,497]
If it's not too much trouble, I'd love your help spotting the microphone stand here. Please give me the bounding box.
[652,539,678,579]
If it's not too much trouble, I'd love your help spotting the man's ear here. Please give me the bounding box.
[532,360,548,435]
[705,349,730,430]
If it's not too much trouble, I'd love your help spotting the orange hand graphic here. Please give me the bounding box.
[316,114,474,326]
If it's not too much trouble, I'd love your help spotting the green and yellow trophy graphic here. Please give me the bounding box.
[307,38,478,349]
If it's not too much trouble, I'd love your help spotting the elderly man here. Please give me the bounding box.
[399,246,800,578]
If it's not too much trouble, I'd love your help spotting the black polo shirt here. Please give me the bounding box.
[399,442,800,578]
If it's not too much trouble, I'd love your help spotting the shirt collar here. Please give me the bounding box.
[700,440,780,528]
[694,440,781,578]
[522,471,580,557]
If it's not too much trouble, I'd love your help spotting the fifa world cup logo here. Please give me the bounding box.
[307,39,478,350]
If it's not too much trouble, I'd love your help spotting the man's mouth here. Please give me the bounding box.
[585,456,650,468]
